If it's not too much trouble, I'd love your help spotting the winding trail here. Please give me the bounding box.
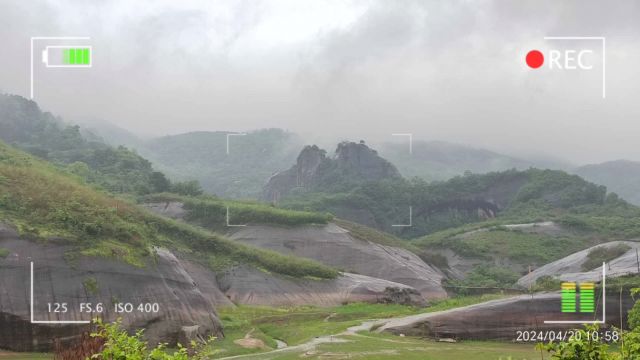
[215,296,522,359]
[216,320,377,360]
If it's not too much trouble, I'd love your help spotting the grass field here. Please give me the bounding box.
[0,297,542,360]
[245,332,545,360]
[212,296,510,358]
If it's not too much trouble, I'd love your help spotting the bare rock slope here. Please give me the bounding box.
[0,223,424,351]
[517,240,640,288]
[227,223,447,300]
[144,201,447,300]
[0,224,226,352]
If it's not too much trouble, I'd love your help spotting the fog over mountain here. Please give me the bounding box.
[1,0,639,164]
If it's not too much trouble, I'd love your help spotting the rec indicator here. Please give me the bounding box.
[41,46,92,67]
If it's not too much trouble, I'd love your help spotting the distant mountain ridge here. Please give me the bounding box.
[378,140,536,181]
[135,129,303,199]
[574,159,640,205]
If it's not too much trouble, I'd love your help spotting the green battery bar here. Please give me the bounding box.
[580,282,595,313]
[561,282,576,313]
[63,48,91,65]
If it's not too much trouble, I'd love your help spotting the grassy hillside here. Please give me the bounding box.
[141,193,333,229]
[141,194,430,257]
[410,182,640,290]
[0,141,337,279]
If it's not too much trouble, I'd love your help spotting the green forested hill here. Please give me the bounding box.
[0,139,337,279]
[0,93,193,196]
[280,168,627,239]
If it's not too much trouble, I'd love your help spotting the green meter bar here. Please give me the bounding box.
[561,282,576,313]
[580,282,595,313]
[42,46,92,67]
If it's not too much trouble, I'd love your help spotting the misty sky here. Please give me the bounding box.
[1,0,640,164]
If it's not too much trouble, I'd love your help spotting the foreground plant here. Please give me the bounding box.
[90,318,217,360]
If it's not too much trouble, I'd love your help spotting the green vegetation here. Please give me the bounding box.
[216,302,423,356]
[604,275,640,289]
[141,193,332,228]
[89,318,217,359]
[0,93,202,197]
[0,247,9,258]
[425,293,507,311]
[419,227,591,267]
[215,296,507,358]
[333,218,420,251]
[0,140,338,279]
[445,264,520,292]
[275,333,542,360]
[531,275,563,292]
[582,244,631,271]
[282,168,615,239]
[83,277,99,295]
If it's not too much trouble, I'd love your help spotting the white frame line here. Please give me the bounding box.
[226,206,247,227]
[543,262,606,324]
[391,133,413,154]
[226,133,247,155]
[543,36,606,99]
[30,261,91,324]
[391,206,412,227]
[30,36,91,99]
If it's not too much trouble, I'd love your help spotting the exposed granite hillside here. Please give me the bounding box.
[144,201,447,300]
[227,223,447,300]
[0,223,425,351]
[517,240,640,288]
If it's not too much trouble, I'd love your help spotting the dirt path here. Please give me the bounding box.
[217,296,522,360]
[233,328,267,350]
[216,321,372,360]
[375,295,527,332]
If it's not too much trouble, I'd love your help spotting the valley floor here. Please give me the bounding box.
[0,296,543,360]
[210,296,545,359]
[229,333,544,360]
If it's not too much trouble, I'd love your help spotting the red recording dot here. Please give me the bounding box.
[526,50,544,69]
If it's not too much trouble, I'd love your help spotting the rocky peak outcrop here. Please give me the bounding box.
[263,141,401,202]
[334,141,401,179]
[295,145,328,188]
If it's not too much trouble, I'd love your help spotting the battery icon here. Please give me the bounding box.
[41,46,92,67]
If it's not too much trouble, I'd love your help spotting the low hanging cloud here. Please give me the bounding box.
[0,0,639,164]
